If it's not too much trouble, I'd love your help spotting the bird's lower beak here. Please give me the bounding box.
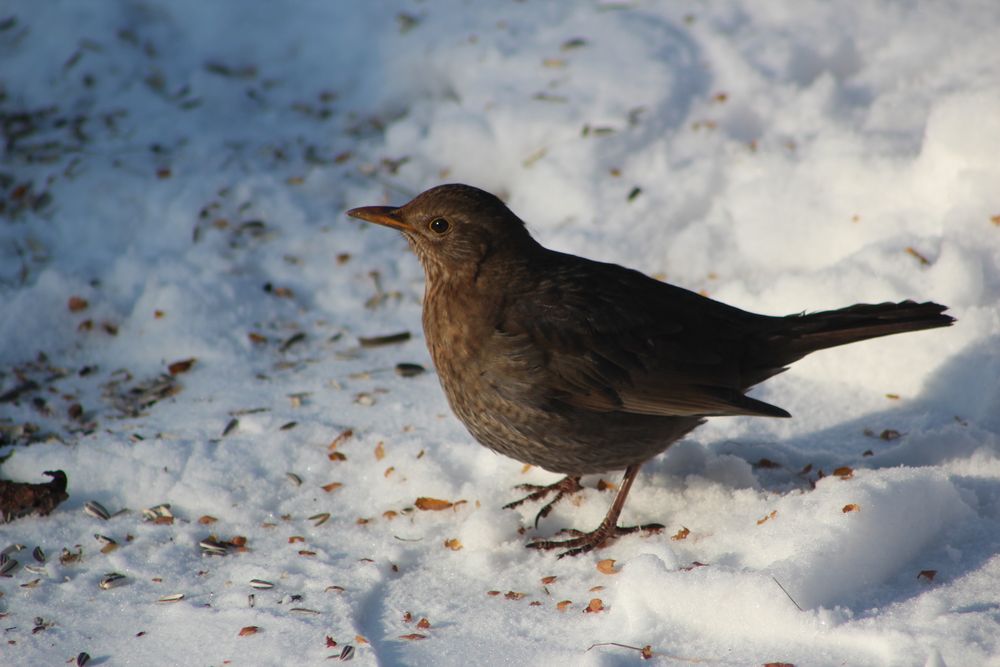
[346,206,410,232]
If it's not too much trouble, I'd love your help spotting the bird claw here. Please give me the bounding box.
[502,476,583,528]
[526,522,665,558]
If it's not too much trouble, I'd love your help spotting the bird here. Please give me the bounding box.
[347,183,953,557]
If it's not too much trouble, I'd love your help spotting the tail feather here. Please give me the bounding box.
[783,301,953,354]
[745,301,954,385]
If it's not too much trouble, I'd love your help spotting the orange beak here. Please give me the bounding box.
[346,206,410,232]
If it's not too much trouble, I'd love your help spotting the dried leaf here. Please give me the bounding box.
[239,626,259,636]
[671,526,690,541]
[415,497,453,511]
[905,246,930,265]
[374,442,385,461]
[833,466,854,480]
[354,635,369,644]
[288,536,305,543]
[880,429,902,440]
[918,570,937,582]
[842,503,860,513]
[486,590,501,596]
[556,600,572,611]
[584,598,604,613]
[329,429,353,450]
[416,618,431,629]
[399,633,427,641]
[757,510,777,525]
[596,559,618,575]
[167,358,196,375]
[504,591,525,600]
[322,482,343,493]
[198,515,217,525]
[541,575,557,585]
[443,538,462,551]
[68,296,89,312]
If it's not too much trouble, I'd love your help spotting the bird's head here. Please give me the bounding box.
[347,184,538,280]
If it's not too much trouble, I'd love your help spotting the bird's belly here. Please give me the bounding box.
[438,371,701,475]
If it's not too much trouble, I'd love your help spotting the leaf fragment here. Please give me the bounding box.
[415,497,453,511]
[596,559,618,575]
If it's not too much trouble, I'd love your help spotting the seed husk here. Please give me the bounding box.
[359,331,410,348]
[84,501,111,520]
[249,579,274,589]
[157,593,185,603]
[0,556,19,577]
[99,572,126,589]
[394,363,425,377]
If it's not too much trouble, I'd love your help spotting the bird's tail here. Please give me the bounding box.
[781,300,953,354]
[745,300,953,386]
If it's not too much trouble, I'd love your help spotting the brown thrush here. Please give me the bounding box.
[347,184,953,557]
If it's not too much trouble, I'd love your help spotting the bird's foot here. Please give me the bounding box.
[502,476,583,528]
[526,520,665,558]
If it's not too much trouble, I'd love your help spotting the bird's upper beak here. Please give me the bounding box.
[346,206,410,232]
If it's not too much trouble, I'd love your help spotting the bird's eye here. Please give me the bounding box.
[429,218,450,234]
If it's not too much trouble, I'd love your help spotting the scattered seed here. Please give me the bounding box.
[239,625,259,637]
[199,537,228,556]
[24,564,46,574]
[1,544,25,557]
[142,504,173,521]
[223,418,239,436]
[99,572,126,589]
[290,607,321,615]
[0,557,19,577]
[280,421,297,431]
[76,652,91,667]
[339,645,355,661]
[248,593,255,607]
[84,501,111,521]
[359,331,411,348]
[286,472,303,486]
[394,363,425,377]
[309,512,331,526]
[354,393,375,406]
[249,579,274,589]
[279,332,307,352]
[157,593,184,603]
[32,546,45,563]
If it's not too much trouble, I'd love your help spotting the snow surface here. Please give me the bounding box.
[2,1,999,665]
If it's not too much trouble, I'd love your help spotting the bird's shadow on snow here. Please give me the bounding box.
[643,336,1000,614]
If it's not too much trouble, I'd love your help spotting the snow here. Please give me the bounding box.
[1,1,999,665]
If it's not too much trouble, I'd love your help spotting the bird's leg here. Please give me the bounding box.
[502,475,584,528]
[525,464,663,558]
